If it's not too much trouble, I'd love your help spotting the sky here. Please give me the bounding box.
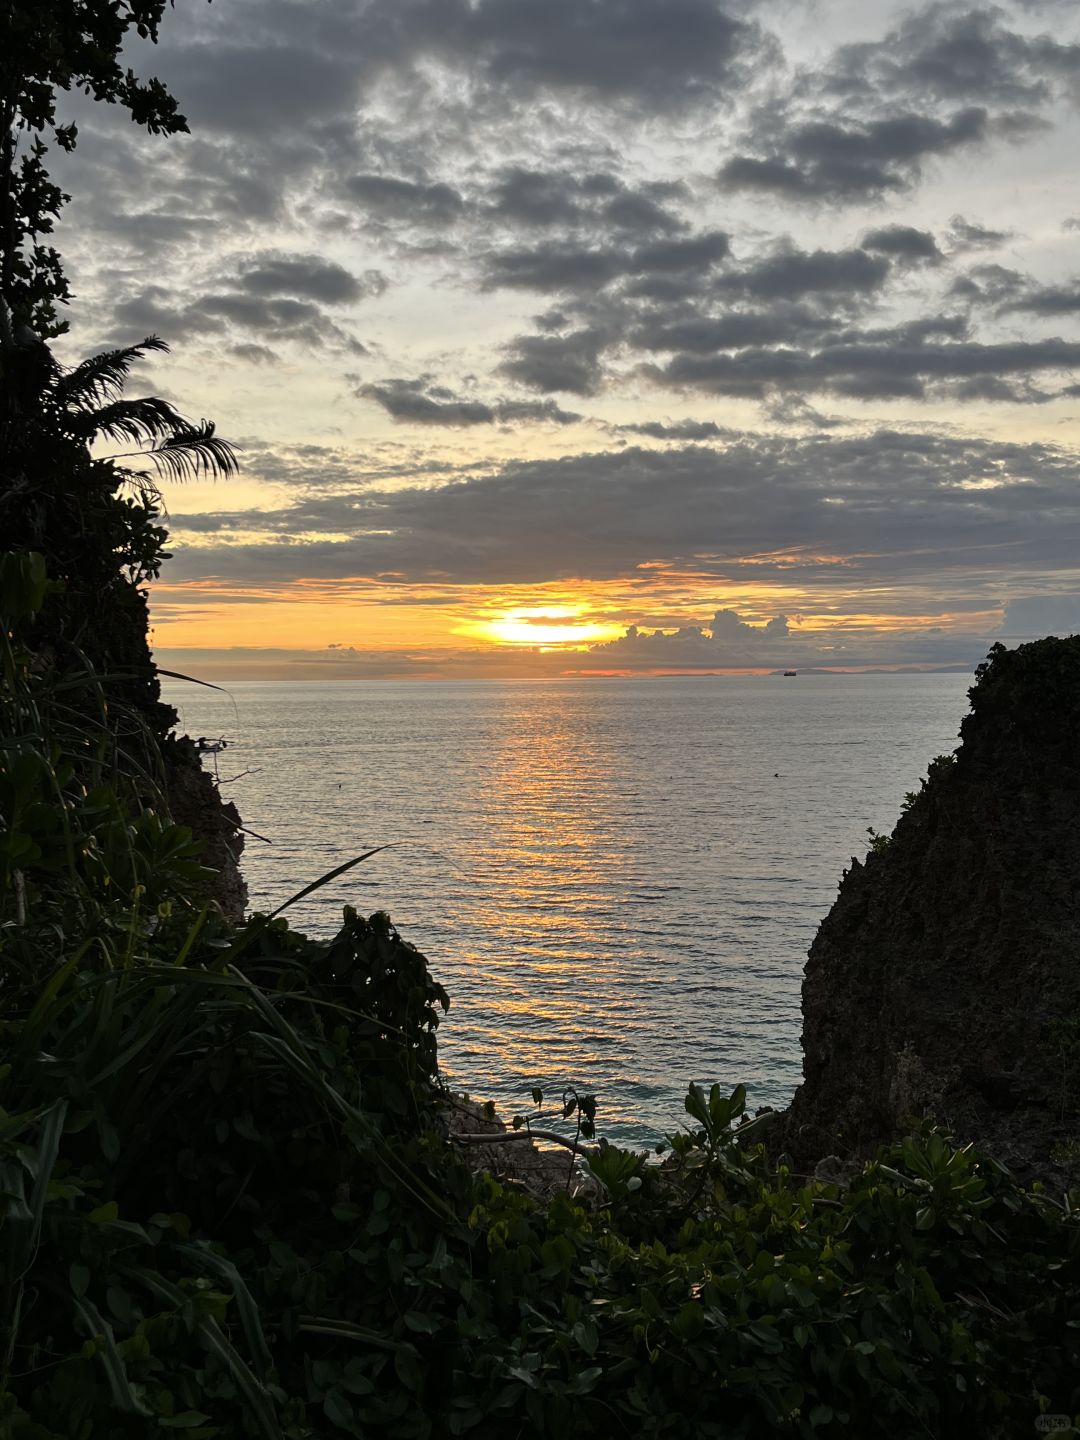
[49,0,1080,678]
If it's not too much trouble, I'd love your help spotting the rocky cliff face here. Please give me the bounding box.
[163,735,247,922]
[783,637,1080,1179]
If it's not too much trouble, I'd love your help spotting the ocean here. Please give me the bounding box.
[162,672,971,1146]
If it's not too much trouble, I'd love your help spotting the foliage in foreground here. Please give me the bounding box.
[3,567,1080,1439]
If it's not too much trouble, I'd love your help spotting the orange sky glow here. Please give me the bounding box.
[149,566,1005,681]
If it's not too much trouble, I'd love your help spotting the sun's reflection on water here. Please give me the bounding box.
[163,674,972,1144]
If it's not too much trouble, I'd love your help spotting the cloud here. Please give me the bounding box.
[1002,281,1080,315]
[487,167,687,235]
[720,108,1005,203]
[237,253,386,304]
[1000,595,1080,635]
[431,0,764,110]
[492,240,906,400]
[716,245,890,301]
[152,624,996,680]
[584,610,805,668]
[164,40,366,137]
[165,429,1080,591]
[946,215,1013,251]
[96,246,378,353]
[345,174,467,225]
[131,292,365,354]
[719,4,1077,204]
[654,333,1080,402]
[51,0,1080,439]
[480,229,730,294]
[948,263,1028,305]
[628,305,833,354]
[359,376,582,426]
[620,419,732,440]
[499,327,611,394]
[832,3,1080,107]
[861,225,940,261]
[762,393,846,429]
[40,0,1080,681]
[228,342,280,365]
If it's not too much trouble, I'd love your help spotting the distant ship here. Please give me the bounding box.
[783,670,797,677]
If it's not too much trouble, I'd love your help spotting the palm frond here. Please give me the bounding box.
[146,421,241,482]
[49,335,240,484]
[71,395,192,447]
[54,337,170,411]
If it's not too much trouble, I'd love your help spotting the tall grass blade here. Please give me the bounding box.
[157,669,227,692]
[176,1243,273,1379]
[197,1316,283,1440]
[267,847,390,920]
[24,944,93,1035]
[172,906,208,967]
[71,1295,152,1417]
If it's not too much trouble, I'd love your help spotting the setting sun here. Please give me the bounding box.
[472,608,624,647]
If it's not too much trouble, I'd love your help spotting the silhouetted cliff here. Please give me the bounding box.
[2,332,246,918]
[784,636,1080,1178]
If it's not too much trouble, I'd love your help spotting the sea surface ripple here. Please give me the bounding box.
[164,673,970,1145]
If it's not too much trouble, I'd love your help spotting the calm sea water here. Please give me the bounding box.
[162,674,971,1145]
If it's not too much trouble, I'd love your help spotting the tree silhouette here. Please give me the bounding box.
[1,0,200,334]
[1,330,238,722]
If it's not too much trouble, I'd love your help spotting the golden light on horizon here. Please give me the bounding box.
[464,606,624,647]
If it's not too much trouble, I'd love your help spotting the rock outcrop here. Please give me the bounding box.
[783,637,1080,1179]
[163,734,247,922]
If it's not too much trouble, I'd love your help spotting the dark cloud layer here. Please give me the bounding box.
[721,4,1078,202]
[238,253,380,303]
[96,249,376,354]
[345,174,467,225]
[861,225,941,261]
[481,230,731,294]
[420,0,761,108]
[52,0,1080,429]
[167,429,1080,591]
[655,335,1080,403]
[488,168,687,235]
[359,376,582,427]
[499,328,612,395]
[720,108,1001,202]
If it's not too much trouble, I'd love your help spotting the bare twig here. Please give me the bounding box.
[218,768,261,785]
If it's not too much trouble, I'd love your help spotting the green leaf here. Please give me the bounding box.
[394,1345,423,1392]
[570,1367,603,1394]
[323,1390,355,1430]
[572,1320,599,1357]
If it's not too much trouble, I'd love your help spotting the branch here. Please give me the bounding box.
[451,1129,597,1159]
